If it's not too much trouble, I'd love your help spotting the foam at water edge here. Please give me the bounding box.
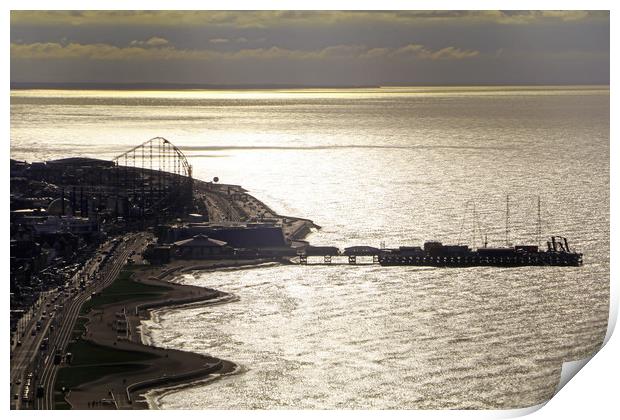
[143,363,245,410]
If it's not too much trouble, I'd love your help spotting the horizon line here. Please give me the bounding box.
[10,81,610,91]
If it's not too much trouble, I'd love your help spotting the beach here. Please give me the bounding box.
[57,182,316,409]
[63,260,261,409]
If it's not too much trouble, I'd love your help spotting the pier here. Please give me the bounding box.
[294,238,583,267]
[297,246,381,265]
[297,255,380,266]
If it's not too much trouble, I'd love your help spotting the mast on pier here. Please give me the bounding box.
[537,195,542,247]
[505,194,510,247]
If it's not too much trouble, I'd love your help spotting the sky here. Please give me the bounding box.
[10,10,610,86]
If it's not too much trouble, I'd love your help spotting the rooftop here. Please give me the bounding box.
[173,234,228,248]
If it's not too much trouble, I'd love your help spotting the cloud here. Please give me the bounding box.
[130,36,170,47]
[8,11,609,86]
[387,44,479,60]
[494,10,595,24]
[209,37,252,44]
[11,42,175,60]
[426,46,479,60]
[10,10,608,28]
[11,41,481,62]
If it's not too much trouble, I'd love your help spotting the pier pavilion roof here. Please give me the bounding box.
[173,234,228,248]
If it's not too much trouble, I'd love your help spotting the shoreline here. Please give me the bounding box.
[136,259,305,409]
[134,257,309,408]
[62,184,317,409]
[63,258,285,409]
[141,347,247,410]
[142,363,246,410]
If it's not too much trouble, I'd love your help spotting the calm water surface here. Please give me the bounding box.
[10,86,610,409]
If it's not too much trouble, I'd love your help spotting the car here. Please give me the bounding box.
[13,393,19,400]
[16,340,22,347]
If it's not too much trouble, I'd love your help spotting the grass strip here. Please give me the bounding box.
[67,339,157,366]
[54,265,168,406]
[56,363,149,391]
[81,268,171,313]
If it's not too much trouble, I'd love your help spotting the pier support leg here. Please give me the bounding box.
[324,255,331,264]
[348,255,356,265]
[299,255,307,265]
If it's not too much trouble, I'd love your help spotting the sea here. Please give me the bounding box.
[10,86,610,409]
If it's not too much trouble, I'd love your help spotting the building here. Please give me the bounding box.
[142,245,172,265]
[32,216,98,235]
[172,235,233,259]
[160,222,287,248]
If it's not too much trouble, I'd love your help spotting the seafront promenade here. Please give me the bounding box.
[10,166,318,409]
[57,179,318,409]
[193,178,318,242]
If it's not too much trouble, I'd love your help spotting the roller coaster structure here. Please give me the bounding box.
[110,137,193,219]
[27,137,194,221]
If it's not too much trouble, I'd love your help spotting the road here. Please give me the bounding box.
[10,232,149,410]
[194,182,247,223]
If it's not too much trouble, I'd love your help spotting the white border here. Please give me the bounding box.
[4,1,616,419]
